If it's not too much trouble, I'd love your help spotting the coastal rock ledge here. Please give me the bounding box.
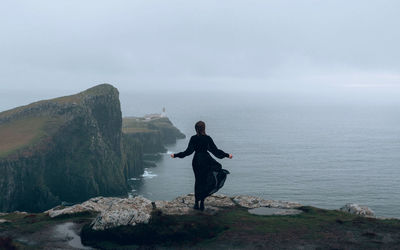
[45,194,377,231]
[46,194,302,230]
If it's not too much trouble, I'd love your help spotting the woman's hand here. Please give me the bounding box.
[170,154,175,158]
[228,154,233,159]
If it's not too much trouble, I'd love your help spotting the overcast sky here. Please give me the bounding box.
[1,0,399,99]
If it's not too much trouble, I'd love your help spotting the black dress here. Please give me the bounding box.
[174,134,230,201]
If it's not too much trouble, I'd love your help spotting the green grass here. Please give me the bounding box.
[122,117,179,135]
[0,84,116,120]
[0,84,117,158]
[0,116,64,158]
[122,127,154,134]
[122,117,160,134]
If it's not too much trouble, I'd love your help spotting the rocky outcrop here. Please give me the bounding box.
[90,196,153,230]
[46,193,304,231]
[340,203,375,218]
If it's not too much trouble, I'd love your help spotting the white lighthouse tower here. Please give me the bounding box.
[161,107,166,117]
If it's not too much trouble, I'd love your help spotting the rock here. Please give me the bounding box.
[0,213,8,216]
[233,195,302,209]
[154,200,193,215]
[0,219,10,223]
[45,197,121,218]
[90,196,152,231]
[340,203,375,218]
[154,193,236,216]
[45,194,304,231]
[205,194,236,208]
[13,211,28,215]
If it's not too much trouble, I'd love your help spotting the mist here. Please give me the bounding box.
[1,0,400,112]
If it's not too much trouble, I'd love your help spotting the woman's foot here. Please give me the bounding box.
[200,200,205,211]
[193,201,199,210]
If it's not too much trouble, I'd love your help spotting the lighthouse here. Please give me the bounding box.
[161,107,166,117]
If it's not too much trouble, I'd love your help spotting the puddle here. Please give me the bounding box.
[54,222,92,249]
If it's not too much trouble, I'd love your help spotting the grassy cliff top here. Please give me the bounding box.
[0,84,117,120]
[0,84,118,159]
[0,116,63,158]
[122,117,174,134]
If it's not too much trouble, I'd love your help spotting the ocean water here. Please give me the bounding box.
[122,91,400,218]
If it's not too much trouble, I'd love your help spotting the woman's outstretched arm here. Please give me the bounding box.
[207,136,230,159]
[173,136,195,158]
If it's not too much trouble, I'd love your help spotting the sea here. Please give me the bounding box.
[121,90,400,218]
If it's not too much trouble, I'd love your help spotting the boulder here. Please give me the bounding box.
[90,196,153,231]
[0,219,10,223]
[340,203,375,218]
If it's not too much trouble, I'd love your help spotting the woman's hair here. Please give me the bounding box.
[195,121,206,135]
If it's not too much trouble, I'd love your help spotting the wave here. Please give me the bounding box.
[141,169,157,179]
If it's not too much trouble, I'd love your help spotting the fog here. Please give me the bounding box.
[1,0,400,111]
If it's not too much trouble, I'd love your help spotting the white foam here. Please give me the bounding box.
[166,151,174,154]
[129,177,140,181]
[141,170,157,179]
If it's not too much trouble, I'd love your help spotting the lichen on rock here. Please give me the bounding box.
[90,196,153,231]
[340,203,375,218]
[233,195,302,209]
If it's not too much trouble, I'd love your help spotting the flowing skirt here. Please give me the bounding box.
[192,152,229,200]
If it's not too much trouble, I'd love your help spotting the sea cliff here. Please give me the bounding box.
[0,84,184,212]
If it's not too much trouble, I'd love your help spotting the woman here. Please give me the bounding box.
[171,121,233,211]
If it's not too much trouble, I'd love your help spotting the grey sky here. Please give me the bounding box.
[1,0,399,96]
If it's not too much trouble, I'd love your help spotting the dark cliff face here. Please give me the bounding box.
[0,84,186,213]
[0,84,132,212]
